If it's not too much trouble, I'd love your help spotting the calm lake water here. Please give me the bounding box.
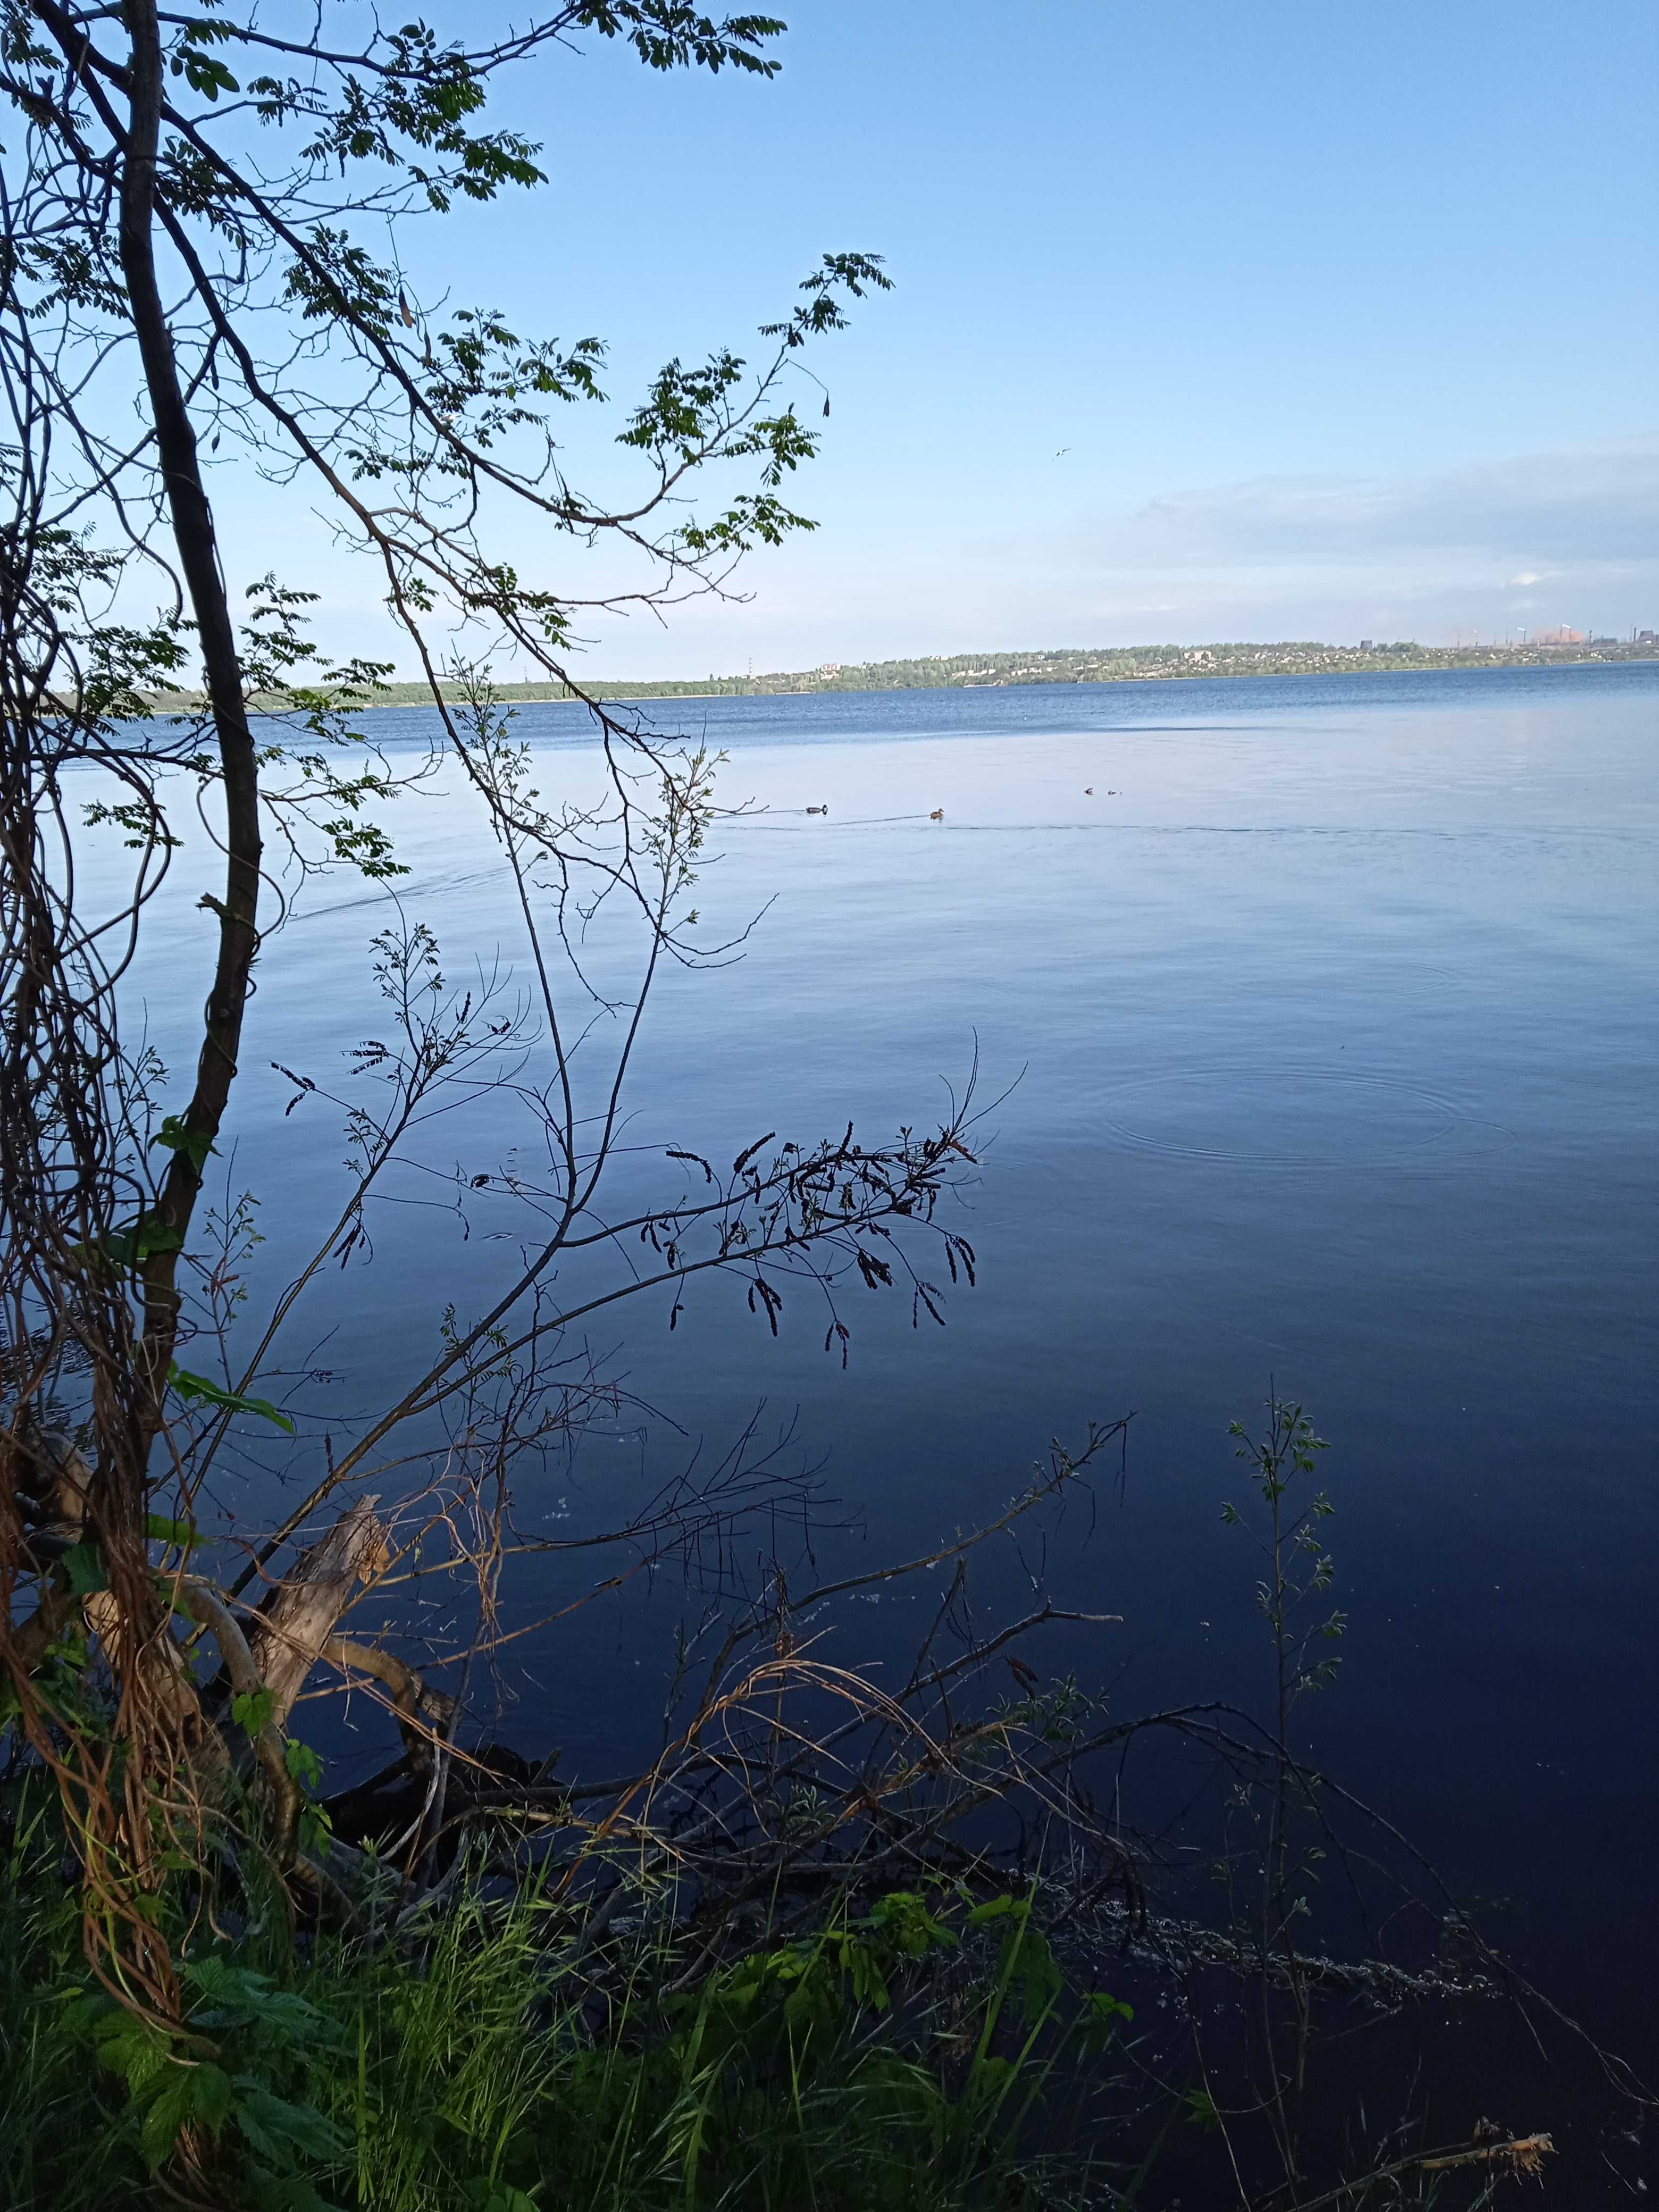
[128,661,1659,2053]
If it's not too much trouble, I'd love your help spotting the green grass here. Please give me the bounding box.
[0,1826,1124,2212]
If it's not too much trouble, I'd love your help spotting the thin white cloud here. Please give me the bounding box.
[241,435,1659,676]
[1085,439,1659,569]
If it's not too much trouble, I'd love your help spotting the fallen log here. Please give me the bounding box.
[247,1494,389,1730]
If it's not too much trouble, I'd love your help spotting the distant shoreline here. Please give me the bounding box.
[148,642,1659,713]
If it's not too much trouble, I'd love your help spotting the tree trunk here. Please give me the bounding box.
[116,0,263,1446]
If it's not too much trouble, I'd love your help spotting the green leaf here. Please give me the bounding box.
[146,1512,199,1549]
[189,2059,236,2135]
[60,1540,107,1598]
[1184,2087,1223,2133]
[231,2080,348,2166]
[283,1737,323,1791]
[298,1799,334,1857]
[865,1889,956,1957]
[232,1687,277,1740]
[1003,1924,1063,2028]
[842,1941,890,2010]
[169,1364,295,1433]
[1084,1989,1134,2025]
[105,1217,186,1267]
[967,1894,1018,1926]
[139,2071,196,2172]
[137,2058,234,2171]
[187,1958,345,2054]
[72,1997,170,2097]
[1075,1987,1135,2049]
[149,1115,218,1173]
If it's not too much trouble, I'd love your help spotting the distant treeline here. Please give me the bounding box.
[151,637,1657,710]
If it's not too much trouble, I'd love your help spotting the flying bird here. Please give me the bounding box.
[1054,447,1070,458]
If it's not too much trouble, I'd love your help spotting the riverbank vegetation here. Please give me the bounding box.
[2,1836,1134,2211]
[149,637,1659,711]
[2,1392,1611,2208]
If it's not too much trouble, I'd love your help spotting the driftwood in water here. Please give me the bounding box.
[323,1633,457,1767]
[15,1449,471,1872]
[248,1494,389,1730]
[323,1742,540,1871]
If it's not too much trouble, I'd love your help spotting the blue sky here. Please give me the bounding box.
[237,0,1658,675]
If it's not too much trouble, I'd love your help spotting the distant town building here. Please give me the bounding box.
[1359,640,1373,650]
[818,662,842,677]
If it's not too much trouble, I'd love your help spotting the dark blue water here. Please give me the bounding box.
[123,662,1658,2048]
